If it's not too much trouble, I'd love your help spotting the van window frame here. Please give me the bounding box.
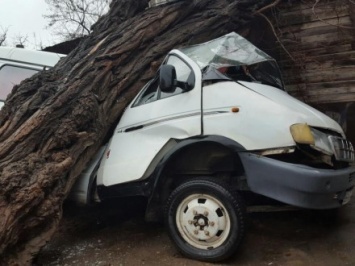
[132,53,195,108]
[0,63,41,102]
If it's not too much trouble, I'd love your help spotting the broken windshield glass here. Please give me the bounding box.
[180,32,284,90]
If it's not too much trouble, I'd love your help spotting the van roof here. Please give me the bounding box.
[0,47,65,67]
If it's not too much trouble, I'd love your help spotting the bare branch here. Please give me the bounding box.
[0,27,9,46]
[44,0,111,40]
[13,34,29,48]
[258,12,296,62]
[254,0,281,14]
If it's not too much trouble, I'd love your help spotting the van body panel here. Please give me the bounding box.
[5,33,348,212]
[97,50,203,187]
[203,81,345,150]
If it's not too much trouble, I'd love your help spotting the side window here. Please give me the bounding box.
[132,55,195,107]
[160,55,195,99]
[0,65,38,101]
[132,77,159,107]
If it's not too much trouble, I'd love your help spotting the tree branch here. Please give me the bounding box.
[254,0,281,14]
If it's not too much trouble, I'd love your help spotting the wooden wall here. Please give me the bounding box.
[274,0,355,104]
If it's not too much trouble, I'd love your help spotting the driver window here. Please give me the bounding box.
[132,55,195,107]
[160,55,194,99]
[132,77,159,107]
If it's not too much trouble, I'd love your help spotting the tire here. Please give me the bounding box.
[165,177,246,262]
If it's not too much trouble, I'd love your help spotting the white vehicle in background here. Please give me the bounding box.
[0,47,63,108]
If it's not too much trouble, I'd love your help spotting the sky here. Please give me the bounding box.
[0,0,57,50]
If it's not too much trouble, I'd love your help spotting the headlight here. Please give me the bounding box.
[290,124,314,145]
[291,124,354,162]
[310,128,333,155]
[290,124,333,155]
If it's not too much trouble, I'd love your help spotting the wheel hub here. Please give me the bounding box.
[197,217,205,227]
[177,195,230,247]
[184,207,218,241]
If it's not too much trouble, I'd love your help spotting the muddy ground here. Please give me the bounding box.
[36,197,355,266]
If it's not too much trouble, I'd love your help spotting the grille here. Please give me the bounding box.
[329,136,355,162]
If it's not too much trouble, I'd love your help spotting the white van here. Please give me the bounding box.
[70,33,355,261]
[0,47,63,108]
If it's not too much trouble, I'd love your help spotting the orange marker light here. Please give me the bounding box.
[231,107,240,113]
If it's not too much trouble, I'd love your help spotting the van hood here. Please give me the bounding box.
[239,81,344,135]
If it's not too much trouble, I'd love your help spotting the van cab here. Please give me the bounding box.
[70,33,355,261]
[0,47,63,108]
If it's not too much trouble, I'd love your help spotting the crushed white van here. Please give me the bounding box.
[68,32,355,261]
[0,47,63,108]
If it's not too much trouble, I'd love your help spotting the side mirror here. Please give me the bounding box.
[160,65,176,93]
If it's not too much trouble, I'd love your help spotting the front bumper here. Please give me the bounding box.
[239,152,355,209]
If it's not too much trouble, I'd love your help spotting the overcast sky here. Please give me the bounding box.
[0,0,56,50]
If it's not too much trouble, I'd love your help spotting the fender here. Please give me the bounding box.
[94,135,245,206]
[145,135,246,221]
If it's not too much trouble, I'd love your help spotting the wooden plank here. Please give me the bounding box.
[304,59,355,70]
[263,82,355,104]
[277,0,348,14]
[286,81,355,95]
[283,66,355,83]
[277,44,352,58]
[280,29,353,44]
[277,33,353,51]
[280,59,355,72]
[303,87,355,97]
[277,6,349,27]
[279,17,352,37]
[279,51,355,70]
[274,9,349,28]
[289,91,355,104]
[273,0,354,105]
[279,4,349,20]
[350,2,355,36]
[306,93,355,104]
[300,30,352,44]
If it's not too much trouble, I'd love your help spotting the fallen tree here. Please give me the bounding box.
[0,0,278,264]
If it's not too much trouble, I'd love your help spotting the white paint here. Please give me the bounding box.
[96,49,347,187]
[97,50,203,186]
[0,47,64,66]
[203,80,344,150]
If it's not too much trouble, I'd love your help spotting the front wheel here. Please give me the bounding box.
[165,178,246,262]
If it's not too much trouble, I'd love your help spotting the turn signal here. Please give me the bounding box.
[231,107,240,113]
[290,124,315,145]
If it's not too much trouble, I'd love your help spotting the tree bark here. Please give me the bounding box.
[0,0,276,264]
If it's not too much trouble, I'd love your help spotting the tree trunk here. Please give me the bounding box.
[0,0,277,264]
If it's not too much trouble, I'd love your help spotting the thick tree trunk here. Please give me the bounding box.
[0,0,276,264]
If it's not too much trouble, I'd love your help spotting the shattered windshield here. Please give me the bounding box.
[180,32,284,90]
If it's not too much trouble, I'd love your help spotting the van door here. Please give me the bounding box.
[97,50,202,186]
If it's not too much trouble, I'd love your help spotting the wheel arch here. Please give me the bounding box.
[145,135,246,221]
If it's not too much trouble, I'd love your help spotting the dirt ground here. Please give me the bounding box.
[36,197,355,266]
